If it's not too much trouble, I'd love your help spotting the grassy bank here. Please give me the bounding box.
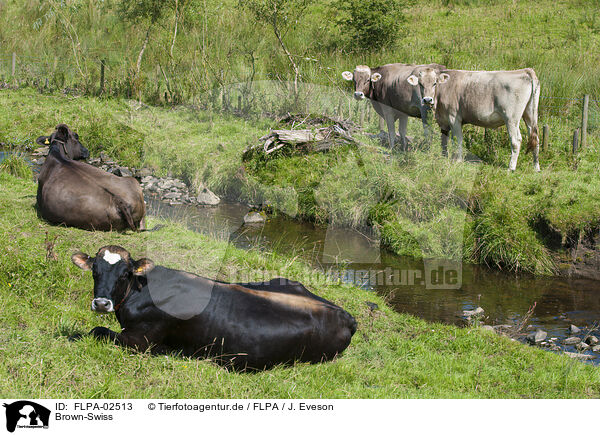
[1,172,600,398]
[1,88,599,275]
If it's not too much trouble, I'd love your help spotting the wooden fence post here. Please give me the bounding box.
[572,128,579,154]
[11,52,16,76]
[100,59,105,94]
[238,95,242,112]
[542,124,549,153]
[581,94,589,149]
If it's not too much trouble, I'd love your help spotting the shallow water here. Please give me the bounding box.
[146,197,600,362]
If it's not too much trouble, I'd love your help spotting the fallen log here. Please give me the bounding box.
[243,122,360,160]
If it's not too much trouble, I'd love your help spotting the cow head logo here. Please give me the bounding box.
[3,401,50,433]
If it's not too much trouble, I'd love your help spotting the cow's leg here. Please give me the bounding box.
[441,129,450,157]
[383,109,396,149]
[88,325,167,354]
[450,124,464,161]
[89,326,119,341]
[371,101,386,136]
[506,122,522,171]
[139,216,147,231]
[420,106,432,145]
[397,113,408,151]
[523,116,541,172]
[532,140,541,172]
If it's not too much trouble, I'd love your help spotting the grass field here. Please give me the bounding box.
[1,0,599,105]
[1,172,600,398]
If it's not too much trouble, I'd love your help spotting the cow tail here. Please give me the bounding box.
[102,187,137,231]
[113,194,137,231]
[525,69,540,154]
[526,126,539,154]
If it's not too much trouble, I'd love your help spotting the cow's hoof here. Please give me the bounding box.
[68,333,83,342]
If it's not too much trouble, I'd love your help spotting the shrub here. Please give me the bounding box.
[335,0,405,51]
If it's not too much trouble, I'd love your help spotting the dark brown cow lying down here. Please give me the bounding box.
[36,124,146,231]
[71,245,358,370]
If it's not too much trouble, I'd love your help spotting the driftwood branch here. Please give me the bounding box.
[243,119,362,160]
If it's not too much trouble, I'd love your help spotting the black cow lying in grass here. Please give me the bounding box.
[71,245,357,370]
[36,124,146,231]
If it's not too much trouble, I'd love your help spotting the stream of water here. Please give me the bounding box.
[146,197,600,361]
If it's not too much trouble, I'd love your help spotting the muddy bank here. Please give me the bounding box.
[558,231,600,281]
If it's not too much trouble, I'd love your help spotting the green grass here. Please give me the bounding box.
[1,172,600,398]
[1,0,599,107]
[0,151,32,179]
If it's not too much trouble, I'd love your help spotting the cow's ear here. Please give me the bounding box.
[407,75,419,86]
[341,71,353,81]
[72,252,92,271]
[438,73,450,83]
[36,136,50,146]
[370,72,382,82]
[133,258,155,276]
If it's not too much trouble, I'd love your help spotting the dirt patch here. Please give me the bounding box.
[557,229,600,280]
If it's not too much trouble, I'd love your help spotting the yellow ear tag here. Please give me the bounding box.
[44,139,50,145]
[136,267,144,273]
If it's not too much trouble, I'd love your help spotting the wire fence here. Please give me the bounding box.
[1,52,598,154]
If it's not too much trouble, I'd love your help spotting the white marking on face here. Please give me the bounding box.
[355,65,370,72]
[103,250,122,265]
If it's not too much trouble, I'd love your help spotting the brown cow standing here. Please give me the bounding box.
[342,63,445,150]
[36,124,146,231]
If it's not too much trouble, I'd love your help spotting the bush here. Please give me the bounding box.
[335,0,405,51]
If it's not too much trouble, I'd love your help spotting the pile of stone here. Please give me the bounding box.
[480,321,600,361]
[139,175,219,207]
[87,153,220,207]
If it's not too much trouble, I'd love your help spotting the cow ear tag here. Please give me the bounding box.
[45,139,50,145]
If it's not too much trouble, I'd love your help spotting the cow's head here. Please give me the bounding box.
[36,124,89,160]
[72,246,154,313]
[342,65,381,100]
[407,69,450,108]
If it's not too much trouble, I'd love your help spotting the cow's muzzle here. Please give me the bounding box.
[353,92,365,100]
[91,298,114,313]
[422,97,434,106]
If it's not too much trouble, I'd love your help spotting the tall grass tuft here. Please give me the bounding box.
[0,152,31,179]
